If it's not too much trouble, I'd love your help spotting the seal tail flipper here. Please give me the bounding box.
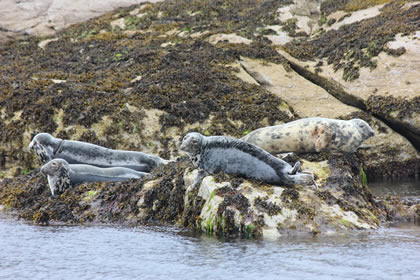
[288,161,301,175]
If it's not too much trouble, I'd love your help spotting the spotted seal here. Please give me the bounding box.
[41,159,148,195]
[241,118,375,154]
[180,132,314,190]
[29,133,168,172]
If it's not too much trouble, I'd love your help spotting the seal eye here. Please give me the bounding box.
[359,123,364,128]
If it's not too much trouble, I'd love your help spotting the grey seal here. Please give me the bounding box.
[29,133,168,172]
[180,132,314,190]
[241,118,375,153]
[41,158,148,195]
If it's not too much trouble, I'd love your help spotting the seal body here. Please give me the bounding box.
[241,118,375,153]
[180,132,314,189]
[41,159,148,195]
[29,133,168,172]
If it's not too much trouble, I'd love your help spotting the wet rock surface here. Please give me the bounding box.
[0,0,162,42]
[0,0,419,237]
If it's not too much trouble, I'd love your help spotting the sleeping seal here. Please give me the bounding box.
[241,118,375,153]
[29,133,168,172]
[180,132,314,190]
[41,158,148,195]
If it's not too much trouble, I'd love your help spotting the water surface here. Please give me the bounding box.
[368,176,420,198]
[1,178,419,280]
[1,213,419,280]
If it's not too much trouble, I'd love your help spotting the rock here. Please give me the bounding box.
[324,4,385,32]
[207,33,253,45]
[37,38,59,49]
[0,0,163,42]
[110,18,126,30]
[183,153,382,238]
[236,57,419,177]
[277,0,320,36]
[1,156,417,238]
[276,1,420,151]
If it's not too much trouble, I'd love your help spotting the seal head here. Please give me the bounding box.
[28,133,62,164]
[352,119,375,140]
[180,132,204,167]
[41,158,72,195]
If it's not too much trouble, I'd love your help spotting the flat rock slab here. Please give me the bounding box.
[0,0,163,41]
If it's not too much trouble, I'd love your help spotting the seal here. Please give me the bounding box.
[241,118,375,154]
[180,132,314,190]
[29,133,168,172]
[41,159,148,195]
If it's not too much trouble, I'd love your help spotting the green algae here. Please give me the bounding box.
[361,168,368,186]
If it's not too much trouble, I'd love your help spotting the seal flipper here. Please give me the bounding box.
[289,161,301,175]
[187,169,208,192]
[289,171,315,186]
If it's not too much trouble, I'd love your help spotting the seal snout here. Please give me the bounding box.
[28,139,37,151]
[40,164,50,175]
[365,125,375,138]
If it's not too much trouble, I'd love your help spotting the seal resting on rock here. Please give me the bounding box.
[41,159,148,195]
[29,133,168,172]
[180,132,314,191]
[241,118,375,154]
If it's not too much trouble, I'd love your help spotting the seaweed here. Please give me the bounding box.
[0,0,298,172]
[285,1,419,81]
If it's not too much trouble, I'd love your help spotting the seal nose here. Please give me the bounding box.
[370,130,375,137]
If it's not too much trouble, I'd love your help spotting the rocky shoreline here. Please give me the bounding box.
[0,0,419,237]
